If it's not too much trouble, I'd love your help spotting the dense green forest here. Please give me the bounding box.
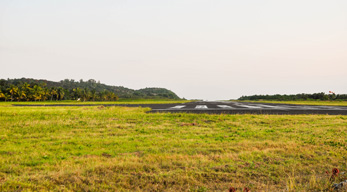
[0,78,181,101]
[238,92,347,101]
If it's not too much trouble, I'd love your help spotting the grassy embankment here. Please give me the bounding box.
[0,103,346,191]
[236,100,347,106]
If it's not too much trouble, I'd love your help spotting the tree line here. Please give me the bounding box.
[238,92,347,101]
[2,78,181,100]
[0,82,118,102]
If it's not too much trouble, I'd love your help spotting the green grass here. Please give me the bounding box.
[236,100,347,106]
[0,105,347,191]
[0,99,192,106]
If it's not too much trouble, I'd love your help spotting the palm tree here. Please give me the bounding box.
[21,83,31,100]
[98,91,104,101]
[91,89,97,101]
[4,93,10,102]
[73,88,82,100]
[0,90,5,101]
[82,88,90,102]
[57,87,65,101]
[114,94,119,101]
[100,90,108,101]
[32,85,43,101]
[17,87,26,101]
[107,92,116,101]
[7,85,18,101]
[50,87,57,101]
[42,87,50,101]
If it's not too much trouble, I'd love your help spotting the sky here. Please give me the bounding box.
[1,0,346,100]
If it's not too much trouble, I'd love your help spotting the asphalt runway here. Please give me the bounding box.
[149,101,347,115]
[14,101,347,115]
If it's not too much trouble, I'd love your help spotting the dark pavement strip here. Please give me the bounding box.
[149,101,347,115]
[13,101,347,115]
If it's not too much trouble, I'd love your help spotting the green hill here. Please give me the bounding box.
[0,78,181,101]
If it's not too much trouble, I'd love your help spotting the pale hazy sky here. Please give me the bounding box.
[1,0,346,100]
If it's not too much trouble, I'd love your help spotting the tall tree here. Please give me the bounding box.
[82,88,90,102]
[21,83,31,101]
[0,90,5,101]
[73,88,82,100]
[17,87,26,101]
[7,85,18,101]
[50,87,57,101]
[91,89,97,101]
[42,87,50,101]
[3,93,10,102]
[100,90,108,101]
[57,87,65,101]
[32,85,43,101]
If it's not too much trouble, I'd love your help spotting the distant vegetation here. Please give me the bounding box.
[0,78,181,102]
[238,92,347,101]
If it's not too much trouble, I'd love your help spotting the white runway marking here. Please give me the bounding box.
[195,105,208,109]
[256,104,288,109]
[318,106,346,110]
[170,105,186,109]
[301,106,321,110]
[217,105,234,109]
[235,104,262,109]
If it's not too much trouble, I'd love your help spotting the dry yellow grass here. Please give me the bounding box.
[0,105,346,191]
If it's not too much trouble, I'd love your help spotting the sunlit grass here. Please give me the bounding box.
[0,105,346,191]
[0,99,192,106]
[236,100,347,106]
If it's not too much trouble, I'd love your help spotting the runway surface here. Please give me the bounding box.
[14,101,347,115]
[149,101,347,115]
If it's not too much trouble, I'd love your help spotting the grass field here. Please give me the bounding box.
[0,104,347,191]
[236,100,347,107]
[0,99,191,106]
